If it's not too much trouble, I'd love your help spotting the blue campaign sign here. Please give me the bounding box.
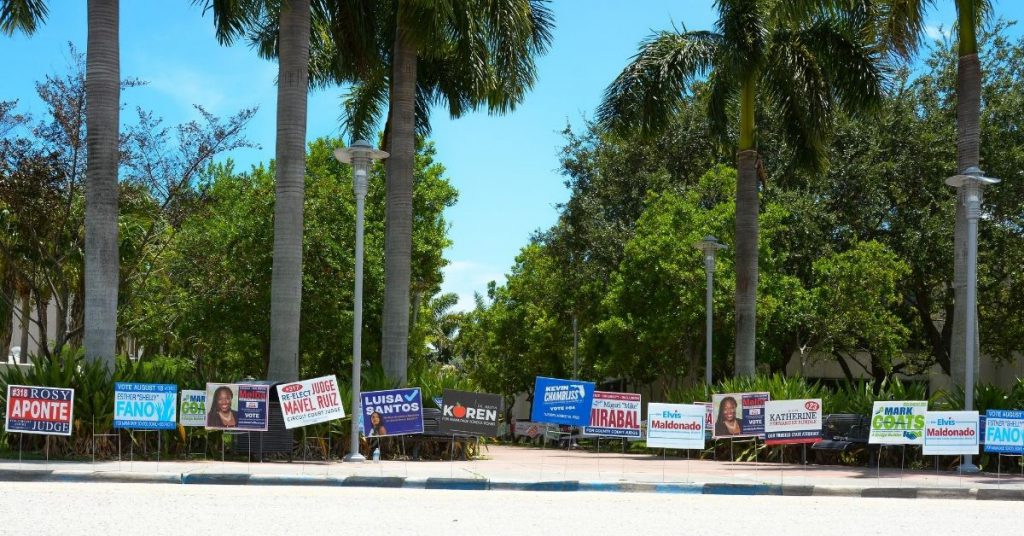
[114,383,178,430]
[360,388,424,437]
[530,376,595,426]
[984,409,1024,454]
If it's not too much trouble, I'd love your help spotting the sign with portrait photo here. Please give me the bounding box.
[711,392,770,439]
[204,383,269,431]
[360,388,424,437]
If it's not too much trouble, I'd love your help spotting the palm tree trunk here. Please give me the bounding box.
[34,291,50,359]
[266,0,310,383]
[84,0,119,371]
[54,286,69,355]
[733,77,758,377]
[380,17,417,385]
[0,268,12,362]
[19,291,30,363]
[951,1,981,388]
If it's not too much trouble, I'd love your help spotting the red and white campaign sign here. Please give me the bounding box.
[5,385,75,436]
[276,375,345,429]
[584,391,641,438]
[764,398,823,445]
[695,402,713,440]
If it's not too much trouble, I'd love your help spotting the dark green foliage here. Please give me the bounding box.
[0,347,196,458]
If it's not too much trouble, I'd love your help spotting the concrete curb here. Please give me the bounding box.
[2,469,1022,501]
[249,474,344,487]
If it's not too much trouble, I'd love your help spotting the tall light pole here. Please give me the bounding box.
[945,166,998,474]
[335,140,388,462]
[694,236,726,387]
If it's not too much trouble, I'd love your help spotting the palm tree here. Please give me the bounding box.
[84,0,120,371]
[949,0,988,388]
[265,0,310,383]
[3,0,121,370]
[322,0,553,384]
[598,0,884,376]
[201,0,311,382]
[848,0,989,384]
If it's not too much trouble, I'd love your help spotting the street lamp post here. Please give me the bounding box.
[335,140,388,462]
[694,236,726,387]
[945,166,999,474]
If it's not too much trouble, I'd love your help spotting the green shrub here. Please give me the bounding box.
[0,347,199,458]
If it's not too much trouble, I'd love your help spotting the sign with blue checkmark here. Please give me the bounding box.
[360,387,424,437]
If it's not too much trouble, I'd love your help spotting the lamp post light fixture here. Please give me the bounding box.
[334,140,388,462]
[694,235,726,387]
[945,166,999,474]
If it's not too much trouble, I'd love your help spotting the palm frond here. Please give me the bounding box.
[705,68,738,147]
[194,0,267,46]
[597,29,722,137]
[307,16,340,90]
[801,15,887,114]
[875,0,934,60]
[475,0,553,114]
[526,0,555,53]
[715,0,766,66]
[761,30,832,172]
[341,66,389,142]
[418,53,477,121]
[414,81,434,137]
[0,0,48,36]
[761,14,885,172]
[320,0,389,81]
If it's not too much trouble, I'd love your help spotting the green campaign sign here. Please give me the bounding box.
[868,401,927,445]
[179,389,207,427]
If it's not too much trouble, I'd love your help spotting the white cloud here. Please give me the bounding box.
[924,24,949,40]
[143,60,276,117]
[147,67,228,113]
[441,260,506,312]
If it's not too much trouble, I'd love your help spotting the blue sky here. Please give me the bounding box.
[1,1,1020,311]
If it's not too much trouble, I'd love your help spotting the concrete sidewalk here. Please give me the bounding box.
[1,444,1022,500]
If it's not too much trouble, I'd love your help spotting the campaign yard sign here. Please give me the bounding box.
[179,390,207,427]
[984,410,1024,454]
[646,403,705,450]
[869,401,928,445]
[361,388,424,437]
[276,375,345,429]
[438,389,502,436]
[205,383,270,431]
[5,385,74,436]
[764,399,823,445]
[711,392,770,438]
[113,383,177,430]
[513,421,547,439]
[696,402,713,440]
[530,376,595,426]
[923,411,979,455]
[584,391,641,438]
